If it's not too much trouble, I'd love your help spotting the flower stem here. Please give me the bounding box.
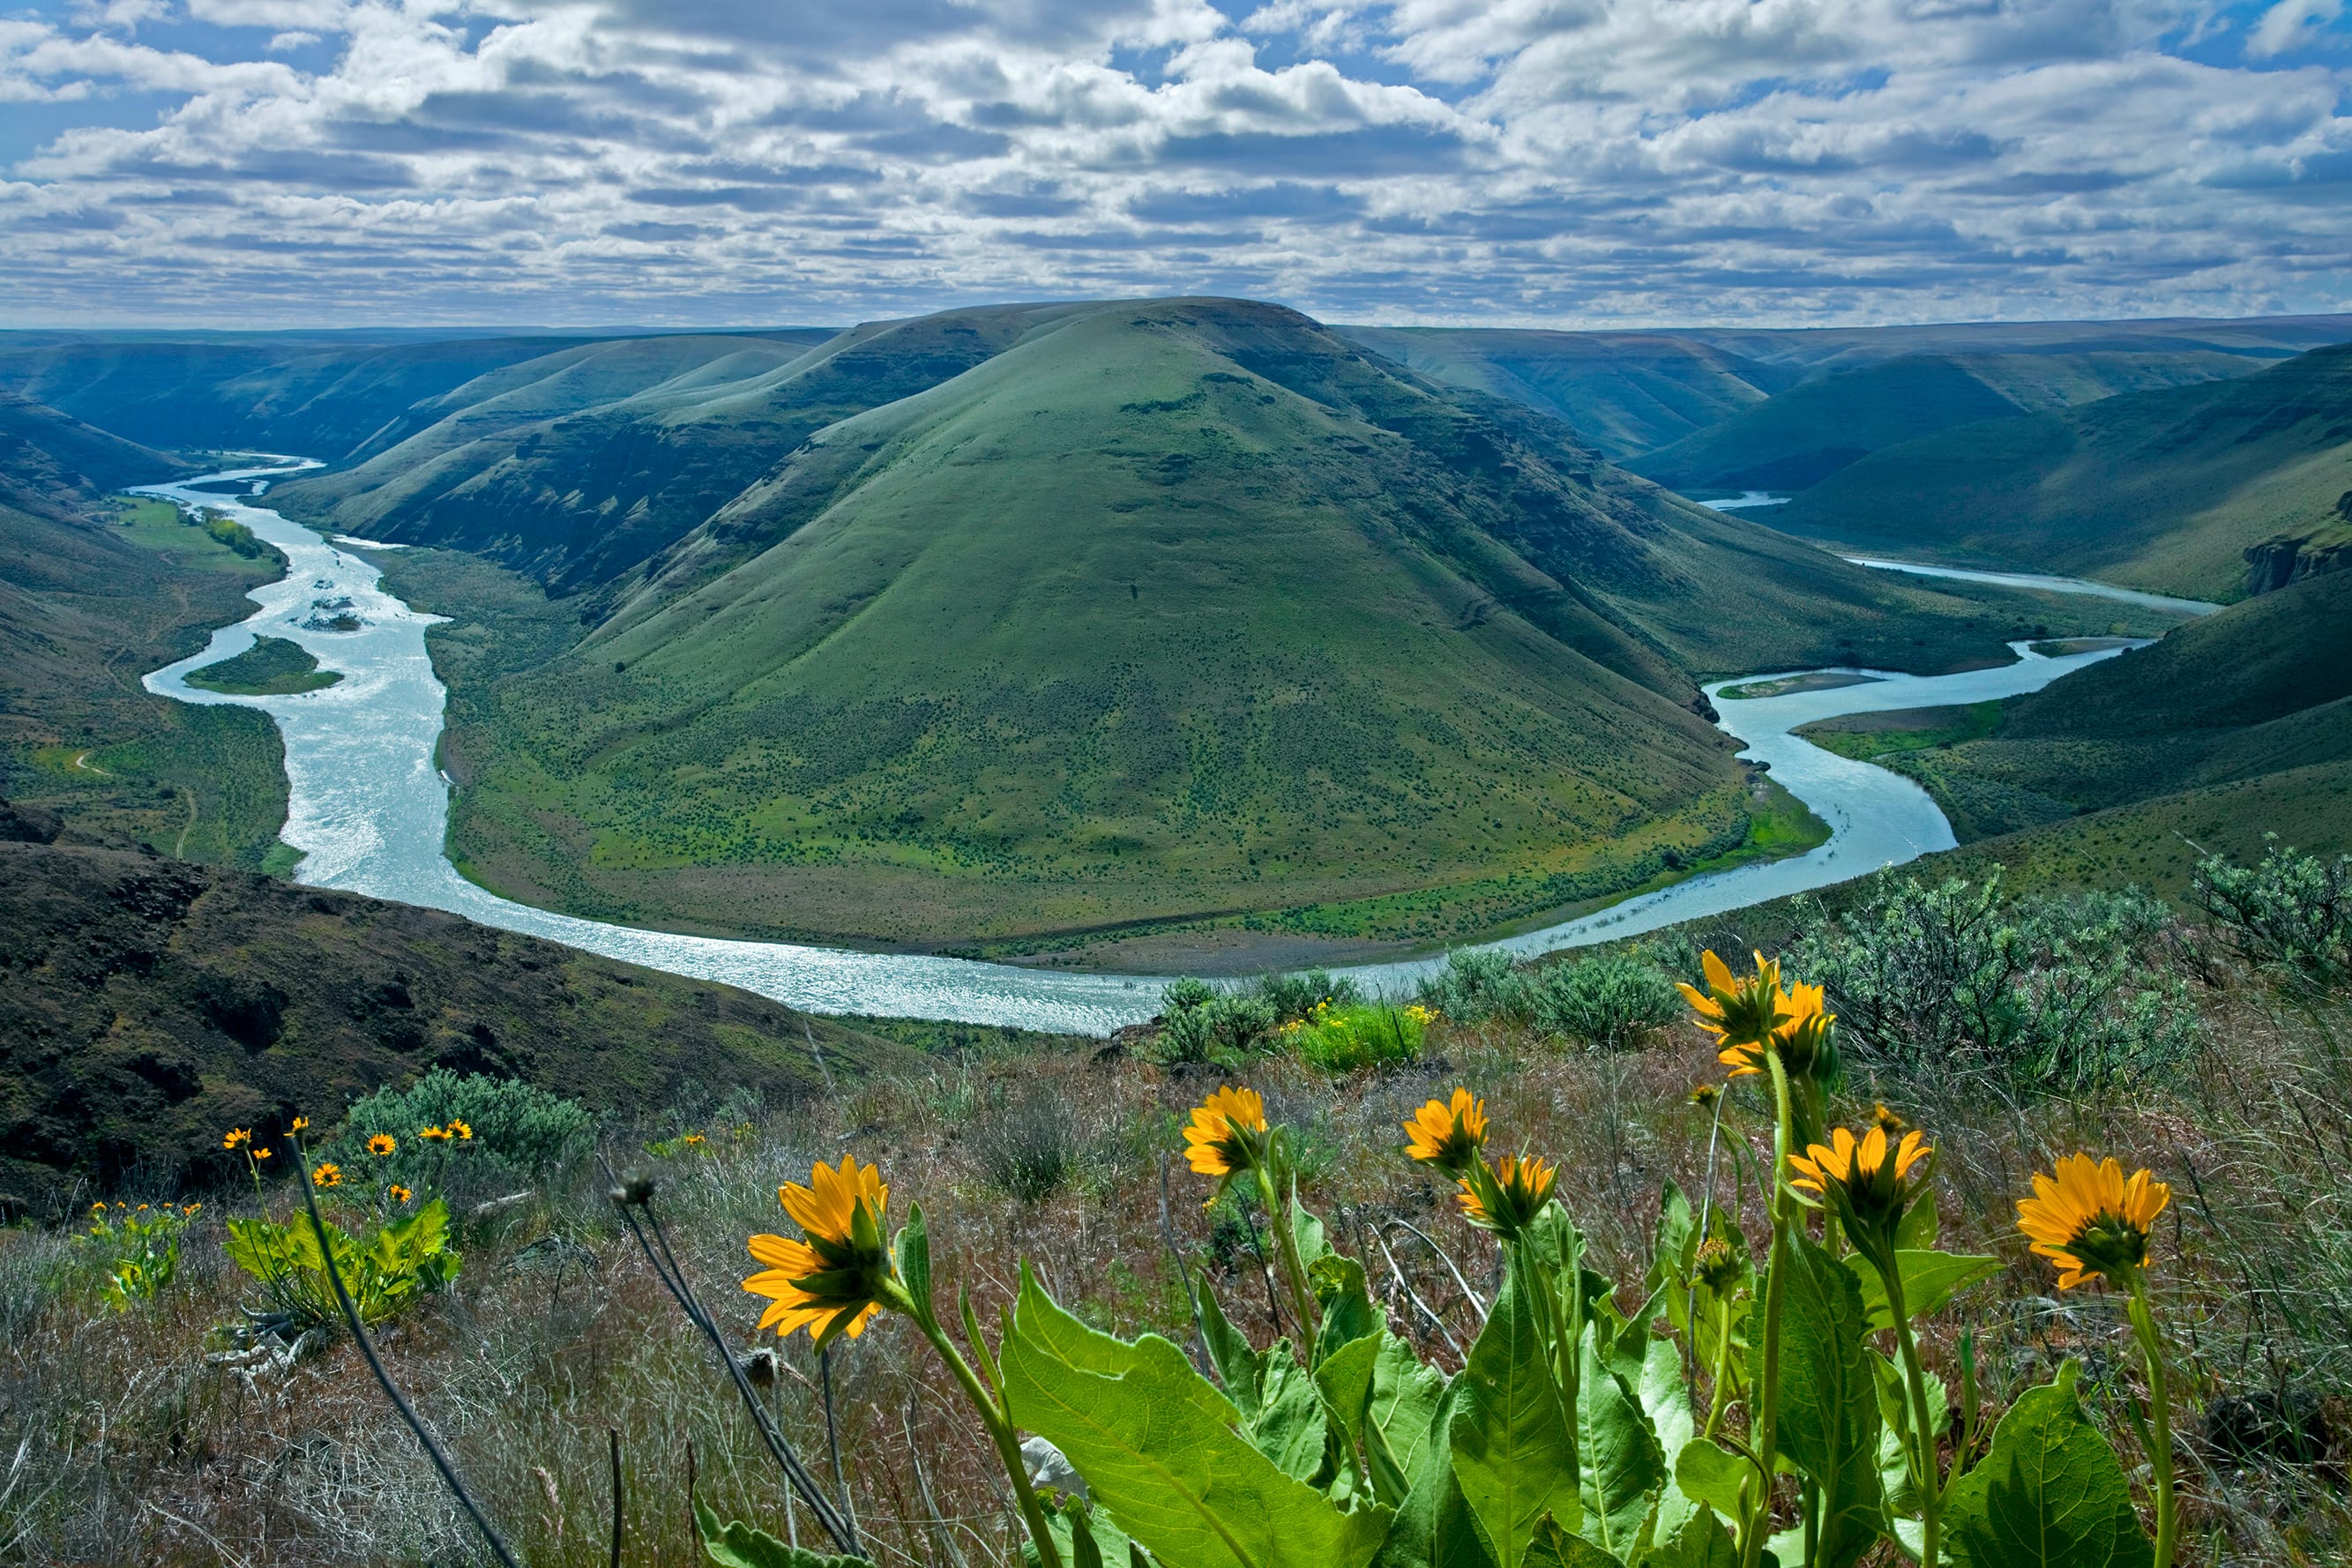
[1878,1248,1941,1568]
[897,1285,1065,1568]
[1741,1050,1797,1568]
[1702,1294,1734,1440]
[1256,1166,1320,1363]
[2125,1272,2177,1568]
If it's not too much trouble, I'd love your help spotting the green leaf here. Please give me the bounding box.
[895,1205,934,1322]
[1752,1234,1883,1568]
[1293,1193,1333,1269]
[1365,1333,1447,1506]
[1452,1266,1582,1568]
[1634,1505,1737,1568]
[691,1495,865,1568]
[1893,1188,1938,1252]
[1872,1350,1948,1559]
[1942,1362,2154,1568]
[1645,1182,1696,1322]
[1527,1512,1625,1567]
[1634,1338,1699,1539]
[1198,1277,1268,1418]
[1316,1332,1384,1455]
[1574,1325,1665,1559]
[1313,1253,1382,1367]
[1669,1437,1750,1528]
[1004,1267,1391,1568]
[1375,1381,1491,1568]
[1257,1349,1334,1482]
[1843,1251,2000,1335]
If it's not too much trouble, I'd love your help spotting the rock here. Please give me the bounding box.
[1022,1435,1087,1501]
[0,796,61,845]
[2244,528,2351,595]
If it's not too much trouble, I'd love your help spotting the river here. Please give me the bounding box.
[141,461,2199,1032]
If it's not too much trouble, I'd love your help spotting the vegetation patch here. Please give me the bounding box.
[184,635,342,696]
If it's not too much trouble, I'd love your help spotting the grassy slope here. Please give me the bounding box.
[0,403,295,871]
[1333,327,1797,460]
[1773,343,2352,600]
[0,840,916,1200]
[410,301,2136,952]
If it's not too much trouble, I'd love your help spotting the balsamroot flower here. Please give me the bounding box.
[1403,1087,1487,1176]
[447,1119,473,1141]
[1788,1124,1931,1239]
[1679,950,1793,1073]
[1459,1153,1558,1236]
[419,1124,450,1142]
[289,1116,310,1136]
[388,1184,413,1204]
[311,1162,343,1189]
[2018,1153,2172,1290]
[1693,1235,1749,1295]
[223,1128,251,1151]
[744,1155,895,1347]
[1183,1086,1271,1187]
[368,1134,397,1157]
[1769,982,1837,1076]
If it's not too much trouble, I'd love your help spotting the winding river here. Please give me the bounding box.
[141,461,2201,1033]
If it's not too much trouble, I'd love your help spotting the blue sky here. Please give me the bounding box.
[2,0,2348,327]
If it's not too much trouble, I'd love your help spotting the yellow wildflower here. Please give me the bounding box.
[2017,1154,2171,1290]
[744,1155,895,1346]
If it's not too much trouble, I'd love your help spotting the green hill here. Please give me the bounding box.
[1797,572,2352,895]
[1334,327,1797,460]
[0,838,913,1203]
[406,299,2148,954]
[1773,343,2352,600]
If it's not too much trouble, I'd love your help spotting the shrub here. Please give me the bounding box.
[1527,951,1679,1051]
[69,1201,199,1310]
[1416,949,1532,1025]
[226,1198,460,1336]
[1788,870,2199,1094]
[968,1084,1077,1205]
[334,1070,594,1184]
[1154,982,1277,1065]
[2191,839,2352,992]
[1253,969,1362,1024]
[1281,1001,1433,1071]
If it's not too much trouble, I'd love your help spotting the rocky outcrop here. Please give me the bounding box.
[2244,504,2352,596]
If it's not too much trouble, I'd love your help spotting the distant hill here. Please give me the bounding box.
[0,838,912,1206]
[0,329,836,461]
[399,298,2141,952]
[1772,343,2352,600]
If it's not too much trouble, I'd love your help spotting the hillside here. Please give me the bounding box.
[0,837,914,1205]
[402,298,2153,953]
[1797,571,2352,894]
[1773,343,2352,600]
[0,415,292,870]
[268,310,1077,594]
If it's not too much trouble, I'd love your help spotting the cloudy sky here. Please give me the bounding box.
[3,0,2348,327]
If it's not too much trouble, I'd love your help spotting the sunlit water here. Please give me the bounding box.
[141,461,2202,1032]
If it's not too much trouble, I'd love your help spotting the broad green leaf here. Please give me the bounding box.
[1004,1268,1390,1568]
[692,1495,865,1568]
[1893,1188,1938,1252]
[1872,1351,1948,1559]
[1198,1277,1267,1417]
[1452,1267,1581,1568]
[1034,1499,1140,1568]
[1645,1182,1697,1320]
[1375,1381,1491,1568]
[1575,1325,1665,1560]
[1293,1193,1333,1268]
[1669,1439,1750,1527]
[1751,1234,1883,1568]
[1258,1349,1334,1482]
[895,1205,934,1321]
[1316,1333,1384,1454]
[1843,1251,2000,1335]
[1942,1362,2153,1568]
[1634,1504,1736,1568]
[1527,1512,1625,1567]
[1314,1253,1382,1367]
[1365,1333,1447,1506]
[1635,1338,1699,1539]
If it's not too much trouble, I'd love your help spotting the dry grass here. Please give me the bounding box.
[4,973,2348,1566]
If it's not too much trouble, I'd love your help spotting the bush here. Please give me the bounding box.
[1254,969,1362,1024]
[1281,1001,1433,1071]
[968,1085,1076,1205]
[1416,949,1532,1025]
[226,1198,460,1336]
[334,1070,594,1185]
[1527,951,1679,1051]
[69,1201,198,1310]
[2191,839,2352,992]
[1788,870,2199,1094]
[1154,982,1278,1065]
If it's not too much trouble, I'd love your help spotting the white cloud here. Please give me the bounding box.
[0,0,2342,325]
